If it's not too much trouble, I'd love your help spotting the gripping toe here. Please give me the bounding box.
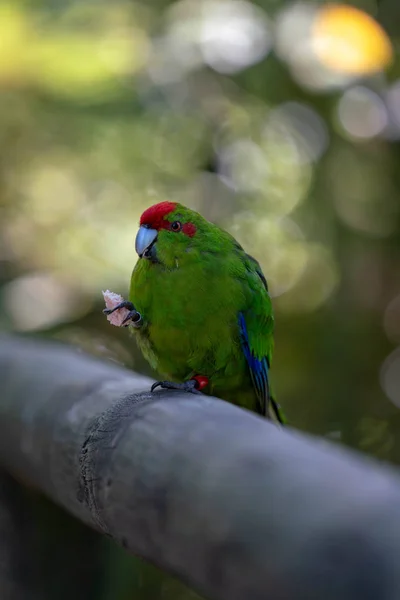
[150,380,202,395]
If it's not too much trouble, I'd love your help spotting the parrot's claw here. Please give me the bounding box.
[103,301,143,328]
[103,300,135,315]
[151,380,202,395]
[121,310,143,328]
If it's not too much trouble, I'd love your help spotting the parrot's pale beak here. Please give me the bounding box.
[135,226,158,258]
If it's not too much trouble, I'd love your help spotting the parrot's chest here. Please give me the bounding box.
[131,262,243,379]
[142,301,234,372]
[141,318,238,381]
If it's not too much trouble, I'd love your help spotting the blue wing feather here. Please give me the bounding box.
[238,312,270,415]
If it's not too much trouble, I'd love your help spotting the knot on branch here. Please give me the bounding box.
[78,391,151,532]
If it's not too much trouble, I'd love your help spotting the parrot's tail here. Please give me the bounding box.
[269,394,287,425]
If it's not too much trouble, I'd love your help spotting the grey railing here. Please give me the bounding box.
[1,335,400,600]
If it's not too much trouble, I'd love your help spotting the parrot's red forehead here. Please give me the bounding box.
[139,201,197,237]
[140,202,177,227]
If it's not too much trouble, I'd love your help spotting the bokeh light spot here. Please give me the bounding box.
[228,213,309,298]
[276,244,340,313]
[275,2,392,92]
[3,272,90,331]
[199,0,271,74]
[337,86,388,140]
[266,102,329,164]
[380,348,400,409]
[312,4,392,76]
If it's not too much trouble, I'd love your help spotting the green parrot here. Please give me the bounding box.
[104,201,284,423]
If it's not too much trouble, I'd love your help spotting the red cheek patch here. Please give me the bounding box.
[182,223,197,237]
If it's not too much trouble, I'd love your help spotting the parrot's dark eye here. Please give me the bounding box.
[171,221,182,232]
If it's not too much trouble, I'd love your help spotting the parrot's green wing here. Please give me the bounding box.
[239,255,285,424]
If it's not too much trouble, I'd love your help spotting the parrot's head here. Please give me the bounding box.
[135,201,212,268]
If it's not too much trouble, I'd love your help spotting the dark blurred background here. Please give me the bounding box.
[0,0,400,597]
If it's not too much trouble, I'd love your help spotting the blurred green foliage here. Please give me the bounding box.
[1,0,400,597]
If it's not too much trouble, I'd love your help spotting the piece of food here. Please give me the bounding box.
[102,290,131,327]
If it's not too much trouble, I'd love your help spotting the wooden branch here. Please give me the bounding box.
[1,335,400,600]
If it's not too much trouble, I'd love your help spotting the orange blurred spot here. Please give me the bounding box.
[312,4,392,75]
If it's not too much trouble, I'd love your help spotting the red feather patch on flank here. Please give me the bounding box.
[140,201,177,228]
[192,375,209,390]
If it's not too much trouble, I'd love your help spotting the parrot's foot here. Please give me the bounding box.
[151,376,209,395]
[103,301,143,328]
